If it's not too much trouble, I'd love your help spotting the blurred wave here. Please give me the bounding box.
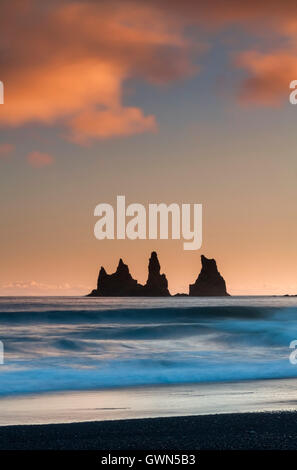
[0,296,297,396]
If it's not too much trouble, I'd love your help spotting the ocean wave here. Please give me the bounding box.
[0,305,283,324]
[0,356,296,397]
[1,298,297,396]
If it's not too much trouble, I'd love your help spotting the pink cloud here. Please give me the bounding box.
[235,49,297,106]
[0,0,297,143]
[69,107,157,143]
[27,151,54,168]
[0,280,89,295]
[0,0,195,143]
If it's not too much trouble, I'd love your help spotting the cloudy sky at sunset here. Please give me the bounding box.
[1,0,297,295]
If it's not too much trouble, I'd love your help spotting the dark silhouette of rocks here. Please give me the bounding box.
[142,251,170,296]
[88,258,142,297]
[88,252,170,297]
[88,252,230,297]
[189,255,229,296]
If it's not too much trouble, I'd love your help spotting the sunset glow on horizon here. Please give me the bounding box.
[1,0,297,296]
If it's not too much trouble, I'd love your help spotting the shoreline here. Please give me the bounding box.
[1,377,297,427]
[1,411,297,450]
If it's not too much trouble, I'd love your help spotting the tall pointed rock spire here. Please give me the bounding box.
[189,255,229,296]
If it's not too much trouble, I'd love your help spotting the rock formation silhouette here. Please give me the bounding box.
[143,251,170,296]
[88,252,170,297]
[88,258,142,297]
[189,255,229,296]
[88,252,229,297]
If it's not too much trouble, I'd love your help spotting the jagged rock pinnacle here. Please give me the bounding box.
[88,252,170,297]
[143,252,170,296]
[189,255,229,296]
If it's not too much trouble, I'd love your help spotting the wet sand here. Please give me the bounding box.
[2,378,297,426]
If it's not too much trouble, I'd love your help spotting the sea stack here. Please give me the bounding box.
[189,255,229,296]
[87,252,170,297]
[143,251,170,296]
[88,258,142,296]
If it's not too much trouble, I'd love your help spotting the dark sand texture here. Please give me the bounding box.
[1,411,297,450]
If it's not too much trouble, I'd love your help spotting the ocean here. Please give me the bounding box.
[1,296,297,425]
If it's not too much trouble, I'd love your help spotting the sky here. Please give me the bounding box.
[1,0,297,295]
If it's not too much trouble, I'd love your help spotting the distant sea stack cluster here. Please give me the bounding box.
[88,252,169,297]
[88,252,229,297]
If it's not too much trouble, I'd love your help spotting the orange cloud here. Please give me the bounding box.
[0,0,297,141]
[235,50,297,105]
[0,0,194,143]
[27,151,54,168]
[69,107,157,143]
[134,0,297,106]
[0,143,14,158]
[150,0,297,106]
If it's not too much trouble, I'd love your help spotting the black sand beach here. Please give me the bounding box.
[1,411,297,450]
